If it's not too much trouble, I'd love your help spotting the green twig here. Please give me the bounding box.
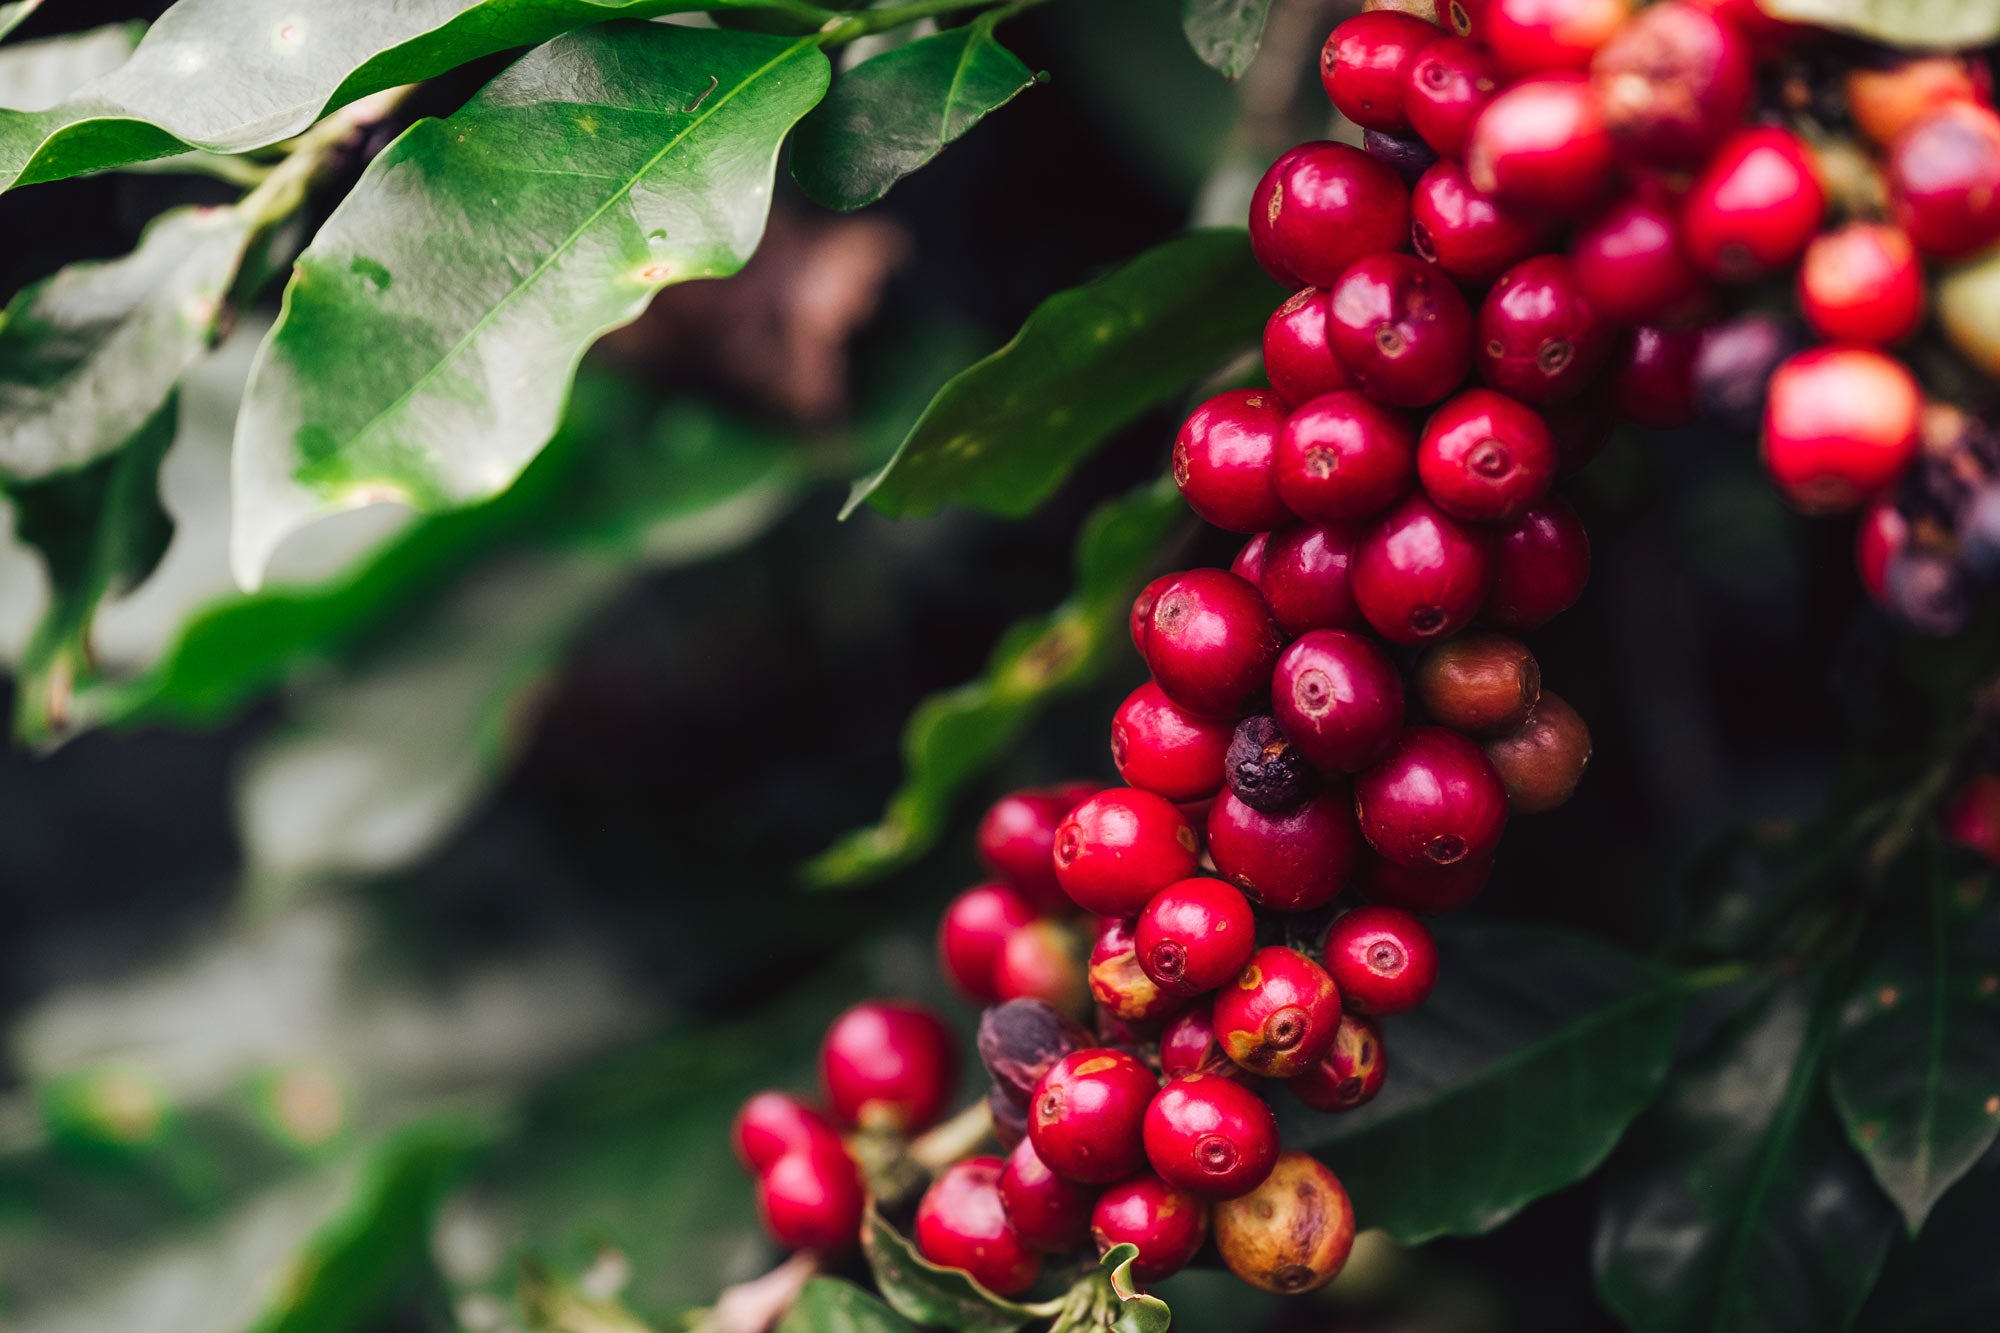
[816,0,1051,46]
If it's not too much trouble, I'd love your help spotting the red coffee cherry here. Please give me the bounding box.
[1136,877,1258,997]
[1483,0,1629,77]
[1214,1153,1356,1294]
[1090,1173,1209,1282]
[1143,1073,1281,1198]
[1231,532,1271,584]
[1258,523,1366,637]
[1250,142,1412,290]
[1354,726,1509,867]
[1484,495,1590,630]
[1321,11,1442,133]
[1360,851,1492,913]
[1326,253,1475,408]
[1029,1048,1159,1183]
[1891,103,2000,259]
[1174,390,1293,533]
[1682,127,1826,281]
[1111,682,1234,803]
[1352,493,1494,644]
[1265,289,1350,407]
[1444,0,1482,37]
[1088,915,1180,1025]
[1410,161,1548,286]
[1405,36,1502,161]
[939,883,1038,1004]
[1276,390,1417,524]
[1225,714,1321,813]
[1053,788,1201,917]
[758,1140,865,1253]
[1484,690,1593,812]
[1798,223,1925,346]
[979,785,1098,914]
[821,1000,958,1133]
[1856,497,1908,602]
[1207,789,1363,912]
[1160,1002,1245,1080]
[1762,346,1922,515]
[1271,629,1406,774]
[1570,195,1703,326]
[1688,0,1802,53]
[999,1136,1097,1254]
[1478,255,1611,406]
[1608,325,1701,430]
[1848,54,1992,149]
[1467,74,1615,217]
[1143,568,1283,717]
[1213,945,1344,1077]
[1418,387,1557,522]
[1591,0,1753,168]
[1945,773,2000,865]
[733,1092,842,1176]
[1324,905,1439,1014]
[1291,1013,1388,1111]
[995,918,1090,1017]
[915,1157,1042,1297]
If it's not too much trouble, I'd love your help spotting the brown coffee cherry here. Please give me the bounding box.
[1483,690,1592,812]
[1413,633,1541,735]
[1212,1151,1356,1294]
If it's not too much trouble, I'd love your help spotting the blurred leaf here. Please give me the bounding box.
[0,0,41,42]
[1180,0,1273,79]
[780,1280,922,1333]
[844,229,1274,520]
[1596,977,1900,1333]
[1858,1141,2000,1332]
[805,474,1187,887]
[1761,0,2000,47]
[0,21,143,111]
[861,1204,1052,1332]
[517,1260,660,1333]
[792,18,1038,210]
[231,22,828,588]
[1278,924,1687,1243]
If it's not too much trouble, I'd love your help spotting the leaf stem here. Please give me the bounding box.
[816,0,1050,46]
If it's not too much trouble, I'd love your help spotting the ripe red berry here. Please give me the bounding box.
[1326,254,1474,408]
[1053,788,1200,917]
[1354,726,1509,867]
[1225,714,1322,813]
[1160,1003,1243,1080]
[1483,0,1629,77]
[1798,223,1925,346]
[1090,1174,1209,1282]
[1276,390,1417,524]
[821,1000,957,1133]
[939,883,1039,1004]
[1484,495,1590,630]
[1681,127,1826,281]
[1088,915,1180,1025]
[1848,55,1992,149]
[1029,1048,1159,1183]
[1271,630,1406,774]
[1257,522,1365,637]
[916,1157,1042,1296]
[1250,142,1412,290]
[1608,325,1701,429]
[1207,789,1363,912]
[1231,532,1270,584]
[1143,1073,1280,1198]
[1142,569,1283,717]
[1214,1153,1356,1294]
[1484,690,1593,812]
[1891,103,2000,259]
[1291,1013,1388,1111]
[1944,773,2000,865]
[1856,497,1908,602]
[1321,11,1441,133]
[1265,289,1350,407]
[1360,851,1492,913]
[1111,682,1234,803]
[1418,387,1557,521]
[733,1092,842,1176]
[1410,161,1548,285]
[1213,945,1344,1077]
[1174,390,1294,533]
[1405,36,1502,161]
[1687,0,1801,53]
[1477,255,1611,406]
[1414,632,1539,735]
[1324,905,1439,1014]
[1591,1,1753,168]
[1761,346,1922,514]
[979,785,1097,914]
[1467,74,1615,216]
[994,918,1090,1017]
[999,1136,1097,1254]
[1136,877,1258,998]
[1352,493,1493,644]
[758,1140,865,1253]
[1570,195,1703,326]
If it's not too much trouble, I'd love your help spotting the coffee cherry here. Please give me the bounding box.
[1798,224,1924,346]
[1090,1174,1208,1281]
[1174,390,1293,534]
[979,998,1091,1107]
[1410,161,1548,285]
[758,1140,865,1253]
[1054,788,1201,917]
[1213,946,1343,1076]
[1693,313,1806,435]
[1327,254,1475,409]
[995,919,1090,1017]
[1213,1152,1356,1294]
[1224,714,1321,813]
[1478,255,1611,406]
[1848,55,1992,148]
[733,1092,842,1176]
[1231,532,1271,584]
[1088,916,1179,1025]
[1364,128,1441,187]
[1207,790,1363,912]
[1892,103,2000,259]
[1112,682,1234,803]
[1144,1073,1281,1198]
[1762,347,1922,514]
[939,884,1038,1004]
[1944,773,2000,865]
[1250,142,1413,290]
[821,1000,957,1133]
[1352,493,1493,644]
[1419,387,1558,522]
[1029,1048,1158,1183]
[1322,11,1441,133]
[1324,905,1439,1014]
[999,1136,1097,1253]
[1276,390,1417,524]
[1485,496,1590,630]
[1591,1,1752,168]
[1405,37,1501,160]
[1291,1013,1388,1111]
[1265,289,1350,407]
[1484,691,1593,812]
[1415,632,1539,734]
[1681,127,1825,281]
[1687,0,1802,53]
[1856,497,1908,601]
[979,785,1097,914]
[1483,0,1629,77]
[1360,851,1492,913]
[1467,74,1615,217]
[916,1157,1041,1296]
[1258,523,1365,636]
[1272,630,1406,773]
[1141,569,1283,718]
[1356,726,1508,867]
[1608,325,1701,430]
[1160,1003,1244,1080]
[1136,877,1257,998]
[1570,195,1703,326]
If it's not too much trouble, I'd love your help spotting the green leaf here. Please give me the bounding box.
[861,1204,1054,1333]
[1101,1244,1171,1333]
[1859,1142,2000,1332]
[1596,977,1901,1333]
[0,21,143,111]
[804,473,1189,887]
[780,1279,924,1333]
[1828,866,2000,1234]
[0,0,43,42]
[1278,923,1687,1243]
[791,18,1038,210]
[1760,0,2000,47]
[230,22,829,588]
[1180,0,1274,79]
[845,229,1275,520]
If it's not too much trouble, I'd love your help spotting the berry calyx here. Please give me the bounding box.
[1053,787,1202,917]
[1324,905,1440,1014]
[999,1136,1097,1254]
[1250,142,1413,290]
[915,1157,1042,1297]
[1213,1152,1357,1294]
[1207,789,1363,912]
[1213,945,1344,1077]
[1174,390,1294,534]
[938,884,1038,1004]
[1140,568,1284,718]
[1089,1173,1209,1282]
[1352,493,1494,644]
[1143,1073,1281,1198]
[1291,1013,1388,1111]
[1483,690,1593,812]
[1271,629,1407,774]
[1326,253,1475,409]
[1029,1048,1159,1183]
[1276,390,1417,524]
[1354,725,1509,867]
[1418,386,1558,521]
[1414,632,1540,735]
[1761,346,1922,514]
[820,1000,958,1133]
[1111,681,1235,802]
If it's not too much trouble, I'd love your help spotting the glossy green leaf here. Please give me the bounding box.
[1596,977,1900,1333]
[0,0,43,42]
[1761,0,2000,46]
[1279,924,1686,1243]
[0,21,143,111]
[792,18,1037,210]
[861,1204,1053,1333]
[805,474,1188,887]
[1181,0,1274,79]
[1102,1244,1172,1333]
[845,228,1275,520]
[780,1279,923,1333]
[230,22,829,588]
